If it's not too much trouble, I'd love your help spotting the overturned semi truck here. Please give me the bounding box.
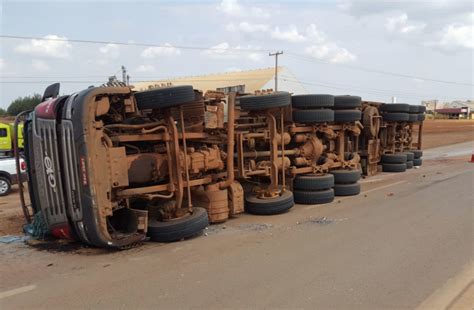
[14,83,425,249]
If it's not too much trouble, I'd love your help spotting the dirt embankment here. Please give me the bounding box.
[414,120,474,149]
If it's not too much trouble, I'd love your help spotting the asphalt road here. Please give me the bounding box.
[1,143,473,309]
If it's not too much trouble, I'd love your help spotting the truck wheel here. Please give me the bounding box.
[239,92,291,111]
[245,190,294,215]
[408,114,418,122]
[147,207,209,242]
[293,174,334,191]
[334,110,361,122]
[334,183,360,196]
[0,176,11,196]
[411,150,423,159]
[294,189,334,205]
[293,109,334,123]
[292,94,334,108]
[413,158,423,166]
[381,112,410,122]
[363,106,380,137]
[330,169,361,184]
[401,152,415,161]
[382,163,407,173]
[334,95,361,109]
[134,85,196,110]
[380,103,410,113]
[381,153,407,164]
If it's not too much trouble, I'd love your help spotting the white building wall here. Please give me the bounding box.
[260,68,308,95]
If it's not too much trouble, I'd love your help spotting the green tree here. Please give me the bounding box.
[0,107,6,117]
[7,94,42,116]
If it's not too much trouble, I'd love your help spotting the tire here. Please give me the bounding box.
[382,112,409,122]
[411,150,423,159]
[381,153,407,163]
[413,158,423,166]
[0,176,11,196]
[330,169,361,184]
[293,174,334,191]
[147,207,209,242]
[245,190,294,215]
[380,103,410,113]
[406,161,414,169]
[418,114,426,121]
[292,94,334,109]
[408,114,418,122]
[382,163,407,173]
[294,189,334,205]
[401,152,415,161]
[239,92,291,111]
[334,95,361,109]
[363,106,380,137]
[418,106,426,113]
[334,183,360,196]
[409,105,419,113]
[293,109,334,123]
[334,110,361,122]
[134,86,196,110]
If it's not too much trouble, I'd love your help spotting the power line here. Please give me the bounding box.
[0,35,268,53]
[1,35,472,87]
[281,77,461,101]
[286,53,474,87]
[279,75,457,99]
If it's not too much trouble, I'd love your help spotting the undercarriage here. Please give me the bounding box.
[16,83,425,248]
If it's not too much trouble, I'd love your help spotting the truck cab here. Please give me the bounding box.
[0,122,24,156]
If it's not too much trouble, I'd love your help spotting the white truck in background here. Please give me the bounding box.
[0,157,26,196]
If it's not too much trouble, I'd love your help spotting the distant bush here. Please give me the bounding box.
[7,94,42,116]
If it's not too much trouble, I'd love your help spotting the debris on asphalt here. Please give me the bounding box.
[0,235,29,244]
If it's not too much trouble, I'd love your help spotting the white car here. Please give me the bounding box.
[0,157,26,196]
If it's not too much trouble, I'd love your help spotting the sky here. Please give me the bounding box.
[0,0,473,109]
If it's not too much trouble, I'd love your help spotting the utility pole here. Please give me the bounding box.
[269,51,283,91]
[121,65,127,84]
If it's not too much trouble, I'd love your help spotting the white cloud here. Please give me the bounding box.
[306,44,356,64]
[329,47,357,63]
[218,0,242,16]
[202,42,263,62]
[385,14,425,34]
[0,58,4,70]
[99,43,120,59]
[303,23,357,63]
[136,64,156,73]
[438,14,474,50]
[217,0,269,18]
[15,34,72,58]
[226,21,269,33]
[271,25,307,43]
[31,59,50,71]
[306,24,326,43]
[141,43,181,59]
[226,67,242,72]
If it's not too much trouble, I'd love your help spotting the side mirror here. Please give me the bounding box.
[42,83,60,101]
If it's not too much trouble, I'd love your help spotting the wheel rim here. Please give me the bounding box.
[0,180,8,194]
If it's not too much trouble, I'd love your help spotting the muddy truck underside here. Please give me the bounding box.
[16,84,426,249]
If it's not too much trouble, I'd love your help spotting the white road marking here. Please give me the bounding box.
[0,285,37,300]
[417,261,474,310]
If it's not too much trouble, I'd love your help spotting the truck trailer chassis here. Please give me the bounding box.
[15,83,425,249]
